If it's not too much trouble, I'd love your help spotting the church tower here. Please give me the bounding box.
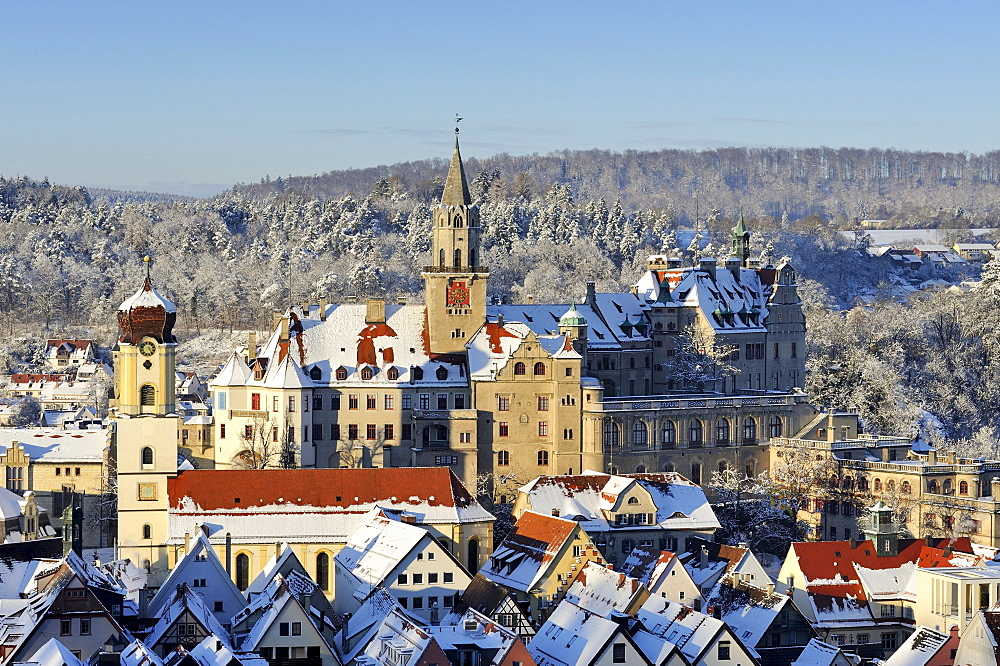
[114,257,177,416]
[423,133,489,355]
[114,257,179,584]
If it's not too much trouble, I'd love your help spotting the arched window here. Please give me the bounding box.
[142,524,151,540]
[235,553,250,591]
[497,450,510,466]
[141,447,154,466]
[439,249,445,267]
[316,552,330,591]
[387,367,399,381]
[635,465,646,474]
[874,478,882,492]
[514,362,526,376]
[436,366,449,380]
[718,460,729,473]
[632,422,648,449]
[742,417,757,443]
[943,479,953,494]
[140,384,156,407]
[603,421,620,448]
[309,366,322,381]
[716,419,730,445]
[858,477,869,491]
[768,416,783,438]
[745,459,756,477]
[628,496,640,504]
[454,249,462,267]
[468,538,480,574]
[663,462,676,472]
[843,477,853,490]
[886,479,895,493]
[335,367,348,381]
[454,215,463,228]
[960,480,969,495]
[691,462,702,485]
[533,362,546,375]
[901,480,911,494]
[469,249,477,267]
[661,421,676,448]
[360,367,373,380]
[537,450,549,466]
[688,420,703,446]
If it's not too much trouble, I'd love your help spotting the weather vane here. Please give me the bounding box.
[455,114,463,135]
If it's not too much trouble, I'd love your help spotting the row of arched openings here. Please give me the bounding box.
[603,416,783,449]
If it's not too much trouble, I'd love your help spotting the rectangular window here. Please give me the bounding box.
[291,622,301,636]
[881,633,898,650]
[279,622,290,636]
[537,396,549,411]
[348,424,358,440]
[621,539,634,554]
[214,601,224,612]
[454,393,465,409]
[498,396,510,411]
[272,427,278,442]
[314,424,324,441]
[61,619,72,636]
[349,394,359,410]
[791,342,798,358]
[718,641,731,660]
[251,393,261,411]
[331,424,341,440]
[313,395,323,411]
[538,421,548,437]
[367,394,376,409]
[385,424,394,440]
[402,424,412,440]
[428,573,439,583]
[857,634,869,644]
[288,396,295,412]
[399,597,408,609]
[384,395,394,410]
[398,574,408,585]
[332,394,341,410]
[499,422,509,437]
[367,424,377,440]
[80,618,91,636]
[437,393,448,409]
[245,425,253,440]
[273,396,279,411]
[402,393,412,410]
[419,394,430,410]
[412,597,423,609]
[220,424,226,439]
[459,432,471,443]
[444,572,453,583]
[217,392,227,410]
[303,426,309,442]
[413,573,423,584]
[613,643,626,663]
[435,455,458,465]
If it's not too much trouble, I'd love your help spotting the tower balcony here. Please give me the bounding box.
[422,265,489,274]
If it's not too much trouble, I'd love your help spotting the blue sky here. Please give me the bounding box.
[2,1,998,197]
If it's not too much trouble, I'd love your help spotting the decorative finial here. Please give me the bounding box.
[143,255,152,287]
[455,114,463,135]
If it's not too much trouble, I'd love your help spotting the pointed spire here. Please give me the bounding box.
[143,255,152,291]
[441,135,472,206]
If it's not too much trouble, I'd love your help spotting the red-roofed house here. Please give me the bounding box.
[44,340,96,369]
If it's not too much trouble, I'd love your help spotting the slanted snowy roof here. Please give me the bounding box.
[335,588,400,664]
[519,472,719,533]
[637,595,730,665]
[23,638,86,666]
[0,428,106,464]
[209,353,252,387]
[529,600,626,666]
[118,278,176,313]
[718,586,792,654]
[563,561,645,618]
[480,511,579,594]
[791,638,847,666]
[336,511,429,600]
[145,585,233,651]
[166,468,492,545]
[353,605,439,666]
[854,561,917,601]
[261,353,310,389]
[881,625,952,666]
[620,548,679,592]
[119,639,165,666]
[426,607,521,657]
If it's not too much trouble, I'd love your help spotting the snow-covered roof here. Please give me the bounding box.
[335,588,400,664]
[336,510,430,600]
[145,585,233,651]
[425,607,521,661]
[480,511,579,594]
[146,533,245,620]
[563,561,645,618]
[637,595,730,665]
[881,625,952,666]
[22,638,86,666]
[486,297,647,351]
[620,548,680,593]
[353,605,439,666]
[854,561,917,601]
[791,638,848,666]
[528,600,625,666]
[209,353,252,387]
[519,471,720,533]
[0,428,106,464]
[119,639,165,666]
[718,586,792,654]
[166,468,492,546]
[118,277,176,313]
[466,320,578,381]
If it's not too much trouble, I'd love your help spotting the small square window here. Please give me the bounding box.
[413,573,423,584]
[428,573,439,583]
[397,574,408,585]
[291,622,301,636]
[279,622,290,636]
[444,572,454,583]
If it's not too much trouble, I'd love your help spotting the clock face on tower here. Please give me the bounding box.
[447,281,470,307]
[139,340,156,357]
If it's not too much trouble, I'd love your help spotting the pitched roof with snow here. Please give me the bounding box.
[336,511,430,599]
[119,639,165,666]
[487,296,649,352]
[145,585,233,651]
[22,637,86,666]
[791,638,847,666]
[717,585,795,654]
[529,601,628,666]
[620,548,680,592]
[166,467,493,545]
[466,321,578,381]
[636,265,770,333]
[882,625,953,666]
[519,472,720,533]
[637,595,732,665]
[426,607,522,660]
[0,428,107,464]
[353,606,441,666]
[563,561,645,618]
[480,512,579,594]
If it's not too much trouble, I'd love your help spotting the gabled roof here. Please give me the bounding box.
[22,637,86,666]
[456,574,517,617]
[146,533,245,620]
[245,542,306,600]
[620,549,688,595]
[233,576,327,655]
[426,607,524,662]
[519,472,719,533]
[119,638,166,666]
[882,625,953,666]
[791,638,848,666]
[336,511,431,600]
[261,353,310,389]
[716,584,797,654]
[334,588,400,664]
[637,596,736,665]
[145,585,233,651]
[563,561,646,618]
[166,468,493,545]
[353,606,443,666]
[480,512,580,594]
[529,600,643,666]
[209,353,252,387]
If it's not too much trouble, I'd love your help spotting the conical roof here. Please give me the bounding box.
[441,136,472,206]
[732,213,749,238]
[559,303,588,327]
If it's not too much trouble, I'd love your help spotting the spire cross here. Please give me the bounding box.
[455,114,463,136]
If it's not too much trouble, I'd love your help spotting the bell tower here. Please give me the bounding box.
[114,257,180,585]
[423,132,488,355]
[731,214,751,266]
[114,256,178,416]
[865,500,899,557]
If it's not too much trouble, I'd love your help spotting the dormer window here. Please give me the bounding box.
[627,497,639,505]
[309,366,322,381]
[387,367,399,381]
[436,367,449,380]
[412,367,424,380]
[335,367,348,381]
[361,367,374,380]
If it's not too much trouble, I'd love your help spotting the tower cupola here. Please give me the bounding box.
[117,256,177,344]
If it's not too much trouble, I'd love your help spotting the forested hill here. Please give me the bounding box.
[231,146,1000,224]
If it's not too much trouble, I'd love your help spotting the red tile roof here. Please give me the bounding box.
[507,511,578,552]
[792,537,976,584]
[167,467,475,511]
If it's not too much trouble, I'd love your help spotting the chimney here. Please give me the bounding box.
[365,299,386,324]
[925,534,934,547]
[585,281,597,306]
[138,587,150,618]
[992,477,1000,498]
[698,257,717,279]
[497,313,504,328]
[712,605,722,619]
[341,613,351,652]
[667,257,682,269]
[551,509,559,517]
[299,592,311,616]
[301,300,310,314]
[928,449,937,465]
[184,532,190,554]
[766,583,775,595]
[225,533,232,574]
[948,450,958,464]
[272,311,283,331]
[527,294,534,304]
[881,447,891,463]
[725,256,742,279]
[850,538,860,549]
[319,295,328,321]
[401,513,417,524]
[700,545,709,568]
